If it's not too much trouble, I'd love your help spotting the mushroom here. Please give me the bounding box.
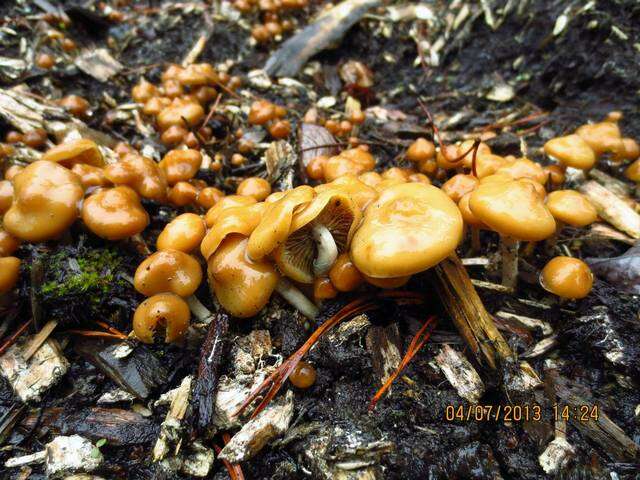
[543,134,596,171]
[328,253,363,292]
[4,160,84,242]
[289,361,317,389]
[81,186,149,240]
[458,192,486,252]
[71,164,110,189]
[495,157,548,185]
[196,186,225,209]
[159,149,202,185]
[205,195,257,227]
[0,256,20,294]
[236,177,272,201]
[157,213,206,253]
[323,147,375,182]
[441,174,479,203]
[201,202,266,260]
[0,180,14,214]
[620,138,640,162]
[134,249,202,297]
[405,138,435,164]
[313,277,337,300]
[540,256,593,300]
[167,181,199,206]
[473,153,510,178]
[274,190,361,283]
[0,229,20,257]
[545,190,597,251]
[247,186,314,261]
[469,179,556,288]
[156,97,205,131]
[104,153,168,202]
[314,174,378,210]
[133,293,190,344]
[351,183,463,278]
[575,122,624,159]
[42,139,104,168]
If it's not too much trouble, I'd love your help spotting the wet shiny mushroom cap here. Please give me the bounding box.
[624,159,640,183]
[323,147,375,182]
[275,190,361,283]
[104,153,168,202]
[405,138,435,163]
[0,256,20,294]
[620,138,640,162]
[157,97,205,131]
[442,174,479,203]
[134,249,203,297]
[201,202,266,260]
[133,292,190,344]
[157,213,206,253]
[540,256,593,299]
[42,138,104,168]
[314,174,378,210]
[0,229,20,257]
[0,179,14,213]
[236,177,272,201]
[495,157,548,185]
[469,179,556,241]
[543,134,596,170]
[576,121,623,157]
[207,234,279,318]
[351,183,463,278]
[545,190,597,227]
[82,186,149,240]
[71,163,110,189]
[474,153,510,179]
[247,186,314,261]
[4,160,84,242]
[458,192,485,228]
[205,195,257,227]
[159,149,202,185]
[328,253,363,292]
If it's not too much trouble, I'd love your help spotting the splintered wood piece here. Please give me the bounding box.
[579,181,640,239]
[433,254,513,369]
[152,375,192,461]
[22,320,58,361]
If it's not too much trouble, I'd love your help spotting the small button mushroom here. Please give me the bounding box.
[248,100,276,125]
[543,134,596,171]
[315,174,378,210]
[58,95,90,118]
[268,119,291,139]
[71,163,109,189]
[177,63,218,87]
[0,229,20,256]
[197,187,224,209]
[236,177,272,201]
[131,78,158,104]
[36,52,55,69]
[313,277,337,300]
[22,129,48,149]
[495,157,548,185]
[382,167,411,182]
[157,213,206,253]
[474,153,510,178]
[469,179,556,288]
[4,161,84,242]
[358,171,383,187]
[328,253,363,292]
[305,155,328,180]
[201,203,266,260]
[546,190,597,228]
[104,154,168,202]
[275,191,361,283]
[207,234,279,318]
[457,140,491,169]
[0,257,20,294]
[405,138,435,163]
[576,122,624,158]
[436,145,461,170]
[134,250,202,297]
[289,361,316,389]
[624,159,640,183]
[351,183,462,278]
[442,174,479,203]
[159,149,203,185]
[247,186,315,261]
[323,148,376,182]
[168,181,199,206]
[157,98,205,131]
[144,97,171,117]
[133,293,190,344]
[205,195,257,227]
[82,186,149,240]
[544,165,566,189]
[540,256,593,300]
[408,172,431,185]
[620,138,640,162]
[42,139,104,168]
[0,179,14,213]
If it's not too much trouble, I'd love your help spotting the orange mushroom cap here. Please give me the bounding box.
[0,256,20,294]
[205,195,257,227]
[82,186,149,240]
[71,163,110,189]
[4,160,84,242]
[134,249,203,297]
[0,179,14,214]
[133,292,190,344]
[201,202,266,260]
[405,138,435,163]
[576,122,623,157]
[0,229,20,257]
[159,149,202,185]
[545,190,597,227]
[236,177,272,201]
[42,139,104,168]
[157,213,206,253]
[314,174,378,210]
[104,153,168,202]
[543,134,597,170]
[442,174,479,203]
[540,256,593,299]
[495,157,548,185]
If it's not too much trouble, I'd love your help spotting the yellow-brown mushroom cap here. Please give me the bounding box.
[0,179,14,214]
[82,186,149,240]
[0,229,20,257]
[236,177,272,201]
[495,157,548,185]
[205,195,257,227]
[201,202,266,260]
[545,190,597,227]
[469,179,556,241]
[620,138,640,162]
[4,160,84,242]
[134,249,203,297]
[543,134,596,170]
[0,256,20,294]
[247,186,314,261]
[624,159,640,182]
[458,192,486,228]
[442,174,479,203]
[157,213,206,253]
[133,292,190,344]
[540,256,593,299]
[576,122,623,157]
[159,149,202,185]
[42,138,104,168]
[474,153,510,178]
[71,163,110,189]
[104,153,168,202]
[350,183,463,278]
[157,97,205,131]
[314,174,379,210]
[405,138,435,163]
[207,235,279,318]
[275,191,361,283]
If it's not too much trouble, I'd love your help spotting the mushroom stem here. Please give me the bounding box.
[275,278,319,319]
[186,295,214,324]
[312,223,338,276]
[500,236,519,290]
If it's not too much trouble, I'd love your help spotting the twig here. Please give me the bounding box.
[22,319,58,361]
[0,319,33,357]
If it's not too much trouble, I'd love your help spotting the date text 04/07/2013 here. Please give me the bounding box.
[444,404,599,423]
